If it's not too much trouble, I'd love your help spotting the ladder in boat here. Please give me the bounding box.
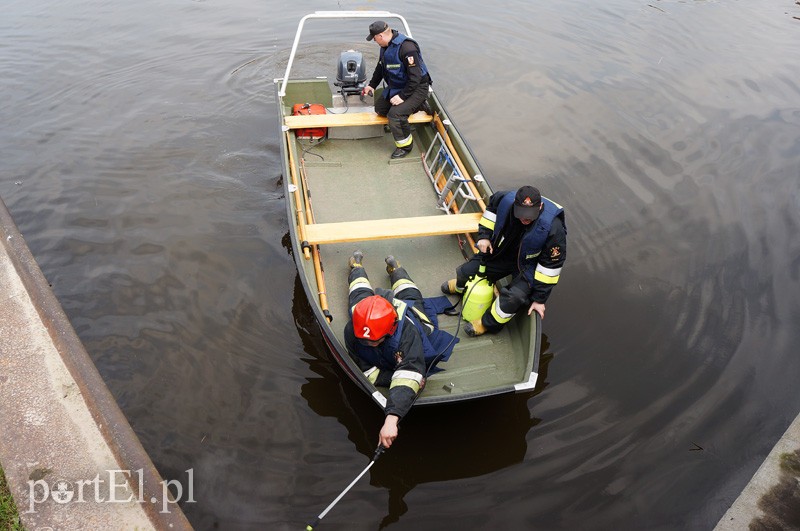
[423,131,480,213]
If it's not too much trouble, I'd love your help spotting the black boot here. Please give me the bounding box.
[391,145,413,159]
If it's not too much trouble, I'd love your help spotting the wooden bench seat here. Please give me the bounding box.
[304,212,481,244]
[284,110,433,130]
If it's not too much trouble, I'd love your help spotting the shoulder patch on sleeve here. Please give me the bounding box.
[550,246,561,259]
[407,55,415,66]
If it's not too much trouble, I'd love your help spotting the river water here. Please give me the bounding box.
[2,1,800,529]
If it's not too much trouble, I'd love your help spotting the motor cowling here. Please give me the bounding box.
[335,50,367,96]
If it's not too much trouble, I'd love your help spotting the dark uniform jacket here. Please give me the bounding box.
[367,30,432,101]
[477,191,567,303]
[344,290,426,419]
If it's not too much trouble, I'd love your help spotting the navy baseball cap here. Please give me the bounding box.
[513,186,542,220]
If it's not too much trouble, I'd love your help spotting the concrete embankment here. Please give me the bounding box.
[715,413,800,529]
[0,198,192,529]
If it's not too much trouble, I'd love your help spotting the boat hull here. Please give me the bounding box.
[276,13,541,408]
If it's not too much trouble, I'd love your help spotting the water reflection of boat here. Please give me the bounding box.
[277,11,542,410]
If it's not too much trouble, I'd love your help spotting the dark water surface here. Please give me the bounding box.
[3,0,800,529]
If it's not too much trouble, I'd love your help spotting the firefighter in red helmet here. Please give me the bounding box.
[344,251,455,448]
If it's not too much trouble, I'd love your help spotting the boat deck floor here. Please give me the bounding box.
[299,133,526,396]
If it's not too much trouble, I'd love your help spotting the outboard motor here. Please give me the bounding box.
[335,50,367,96]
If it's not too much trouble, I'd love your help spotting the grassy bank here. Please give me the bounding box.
[0,466,23,530]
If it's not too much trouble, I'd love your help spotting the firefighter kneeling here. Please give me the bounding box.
[442,185,567,336]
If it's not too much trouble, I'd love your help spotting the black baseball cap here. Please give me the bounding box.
[513,186,542,220]
[366,20,389,41]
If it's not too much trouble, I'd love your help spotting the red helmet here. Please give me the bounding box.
[353,295,398,341]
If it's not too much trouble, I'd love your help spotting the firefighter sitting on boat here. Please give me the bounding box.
[442,185,567,336]
[344,251,455,448]
[362,20,432,159]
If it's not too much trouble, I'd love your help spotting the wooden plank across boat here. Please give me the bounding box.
[276,11,541,408]
[304,213,482,245]
[284,110,433,130]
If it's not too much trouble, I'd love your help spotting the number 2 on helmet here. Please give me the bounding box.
[362,326,371,338]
